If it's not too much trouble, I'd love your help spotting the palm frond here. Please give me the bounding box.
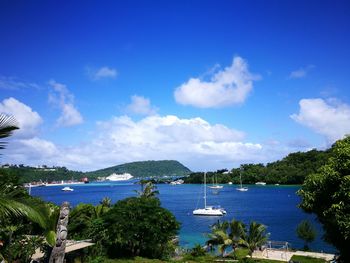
[0,197,46,228]
[0,114,19,150]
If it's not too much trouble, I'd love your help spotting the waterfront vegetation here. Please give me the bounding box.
[0,114,348,262]
[183,148,330,185]
[298,136,350,262]
[0,147,329,185]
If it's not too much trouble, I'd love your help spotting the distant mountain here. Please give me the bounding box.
[86,160,191,178]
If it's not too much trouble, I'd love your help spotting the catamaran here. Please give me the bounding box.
[193,172,226,216]
[236,170,248,192]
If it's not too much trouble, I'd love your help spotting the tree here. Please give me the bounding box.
[298,136,350,262]
[0,114,46,228]
[100,197,112,208]
[135,181,159,198]
[68,199,110,240]
[101,196,180,259]
[206,219,245,258]
[296,220,316,250]
[206,223,232,257]
[241,222,269,257]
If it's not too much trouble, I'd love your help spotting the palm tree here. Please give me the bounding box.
[228,219,246,251]
[296,220,316,250]
[0,114,19,151]
[206,219,245,257]
[206,226,232,257]
[241,221,269,257]
[0,114,47,227]
[136,182,159,198]
[100,197,112,208]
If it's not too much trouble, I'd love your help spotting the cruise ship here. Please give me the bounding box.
[105,173,133,181]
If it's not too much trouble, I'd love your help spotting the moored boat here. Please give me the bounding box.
[193,172,226,216]
[62,186,74,192]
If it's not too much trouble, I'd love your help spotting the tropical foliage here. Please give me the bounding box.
[1,160,191,183]
[241,222,269,257]
[298,136,350,262]
[86,160,191,178]
[0,114,57,262]
[206,219,268,258]
[101,195,180,259]
[184,149,330,185]
[296,220,317,250]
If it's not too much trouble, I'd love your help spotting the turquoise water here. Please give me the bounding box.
[30,182,336,253]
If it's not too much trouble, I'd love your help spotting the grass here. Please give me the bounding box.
[87,253,326,263]
[290,255,327,263]
[102,258,285,263]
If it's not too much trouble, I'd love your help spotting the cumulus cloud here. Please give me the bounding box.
[289,65,314,79]
[2,114,266,171]
[88,66,117,80]
[126,95,158,116]
[0,97,42,138]
[291,98,350,142]
[174,56,260,108]
[49,80,83,127]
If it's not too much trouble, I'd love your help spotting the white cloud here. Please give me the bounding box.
[89,66,117,80]
[291,98,350,142]
[0,97,42,138]
[174,56,260,108]
[289,65,314,79]
[0,76,40,90]
[49,80,83,127]
[2,114,265,171]
[19,137,58,157]
[126,95,158,116]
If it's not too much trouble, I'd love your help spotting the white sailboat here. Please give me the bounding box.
[208,174,223,189]
[193,172,226,216]
[236,171,248,192]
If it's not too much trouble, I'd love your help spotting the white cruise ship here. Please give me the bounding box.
[106,173,133,181]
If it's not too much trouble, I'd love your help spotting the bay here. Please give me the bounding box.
[30,182,336,253]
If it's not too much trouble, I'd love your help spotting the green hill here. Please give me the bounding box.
[86,160,191,178]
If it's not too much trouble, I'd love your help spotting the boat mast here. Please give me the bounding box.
[240,169,243,188]
[204,172,207,208]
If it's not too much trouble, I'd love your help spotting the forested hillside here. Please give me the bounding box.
[86,160,191,178]
[1,149,330,184]
[0,165,85,184]
[183,149,331,185]
[0,160,191,183]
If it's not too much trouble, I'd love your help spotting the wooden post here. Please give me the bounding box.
[49,201,70,263]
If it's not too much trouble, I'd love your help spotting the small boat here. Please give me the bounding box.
[255,182,266,185]
[236,170,248,192]
[208,174,223,189]
[193,172,226,216]
[228,182,233,185]
[208,185,223,189]
[62,187,74,192]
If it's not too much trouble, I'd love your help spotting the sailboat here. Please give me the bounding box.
[208,174,223,189]
[193,172,227,216]
[236,171,248,192]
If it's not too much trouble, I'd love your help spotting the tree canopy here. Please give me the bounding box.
[101,196,180,259]
[298,136,350,261]
[183,149,330,185]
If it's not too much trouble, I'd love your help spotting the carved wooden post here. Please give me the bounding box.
[49,201,70,263]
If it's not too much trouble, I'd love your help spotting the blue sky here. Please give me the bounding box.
[1,0,350,171]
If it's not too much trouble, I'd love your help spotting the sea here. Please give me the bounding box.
[30,182,336,253]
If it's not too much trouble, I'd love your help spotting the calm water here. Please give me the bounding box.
[30,182,336,253]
